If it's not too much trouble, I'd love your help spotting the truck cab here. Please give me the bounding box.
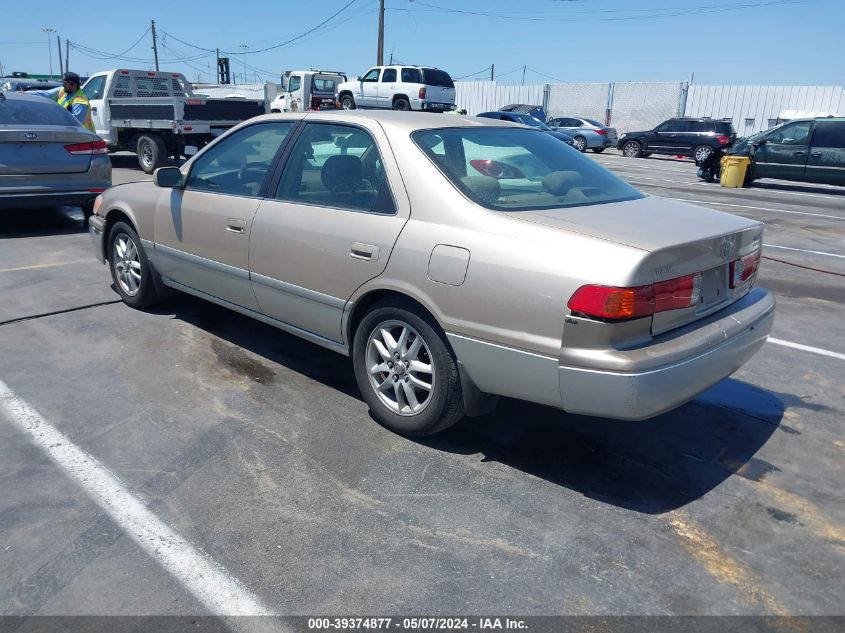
[270,70,345,113]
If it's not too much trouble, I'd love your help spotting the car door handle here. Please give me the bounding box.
[794,151,805,157]
[226,219,246,234]
[91,107,98,114]
[350,242,379,261]
[811,151,822,158]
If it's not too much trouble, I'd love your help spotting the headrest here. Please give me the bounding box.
[321,155,363,193]
[542,170,582,196]
[460,176,501,204]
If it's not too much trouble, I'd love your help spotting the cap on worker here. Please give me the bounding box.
[63,72,81,84]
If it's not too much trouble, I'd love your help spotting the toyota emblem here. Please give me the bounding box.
[719,237,735,260]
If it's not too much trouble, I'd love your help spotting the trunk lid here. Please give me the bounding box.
[508,195,763,334]
[0,125,93,175]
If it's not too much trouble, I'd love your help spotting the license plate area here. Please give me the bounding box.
[695,264,729,314]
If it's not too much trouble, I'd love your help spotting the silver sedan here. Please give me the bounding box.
[1,91,111,219]
[89,111,774,436]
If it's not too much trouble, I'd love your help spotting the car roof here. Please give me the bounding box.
[252,110,523,134]
[0,91,51,102]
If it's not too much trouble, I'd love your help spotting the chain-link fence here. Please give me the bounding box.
[545,83,611,123]
[608,82,687,134]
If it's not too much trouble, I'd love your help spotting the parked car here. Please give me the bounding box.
[729,117,845,187]
[89,111,773,436]
[0,79,62,92]
[617,117,736,162]
[336,66,456,112]
[548,117,618,153]
[0,91,111,219]
[476,111,575,146]
[500,103,547,122]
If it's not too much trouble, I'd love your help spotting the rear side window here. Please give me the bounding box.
[583,118,604,127]
[0,98,81,127]
[382,68,397,83]
[413,127,643,212]
[421,69,454,88]
[715,121,736,135]
[811,121,845,148]
[401,68,422,83]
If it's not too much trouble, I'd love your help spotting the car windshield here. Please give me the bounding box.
[413,127,644,212]
[0,97,81,126]
[421,69,454,88]
[511,114,550,130]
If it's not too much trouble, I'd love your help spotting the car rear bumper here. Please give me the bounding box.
[420,101,456,112]
[90,214,106,264]
[0,189,106,209]
[558,288,775,420]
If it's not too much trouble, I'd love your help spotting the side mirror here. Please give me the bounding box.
[154,166,184,188]
[357,76,362,82]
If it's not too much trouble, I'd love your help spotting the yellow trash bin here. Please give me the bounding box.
[720,155,751,188]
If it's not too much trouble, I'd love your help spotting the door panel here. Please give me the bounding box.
[378,68,397,107]
[153,121,296,310]
[806,121,845,185]
[753,120,812,180]
[359,68,380,107]
[249,122,409,342]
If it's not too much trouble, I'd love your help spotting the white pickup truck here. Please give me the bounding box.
[81,69,266,173]
[270,70,346,113]
[336,65,456,112]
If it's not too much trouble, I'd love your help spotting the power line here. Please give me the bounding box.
[453,65,493,80]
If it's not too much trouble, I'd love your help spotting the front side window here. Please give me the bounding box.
[288,75,302,92]
[810,121,845,148]
[82,75,106,100]
[275,123,394,214]
[186,122,295,197]
[767,121,812,145]
[413,127,644,212]
[382,68,397,83]
[362,69,380,83]
[655,121,675,132]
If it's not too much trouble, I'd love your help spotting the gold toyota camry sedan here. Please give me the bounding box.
[90,111,774,436]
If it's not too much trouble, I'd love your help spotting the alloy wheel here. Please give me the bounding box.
[366,320,435,416]
[113,233,142,296]
[623,141,641,157]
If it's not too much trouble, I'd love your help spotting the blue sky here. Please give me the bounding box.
[2,0,843,85]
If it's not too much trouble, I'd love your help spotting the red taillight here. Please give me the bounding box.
[64,139,109,155]
[716,135,730,145]
[729,249,761,289]
[419,86,426,99]
[469,159,524,179]
[183,126,193,132]
[595,129,607,136]
[568,272,702,320]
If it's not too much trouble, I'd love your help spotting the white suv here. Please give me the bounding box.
[336,65,456,112]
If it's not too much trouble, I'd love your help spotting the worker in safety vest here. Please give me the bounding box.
[30,72,95,132]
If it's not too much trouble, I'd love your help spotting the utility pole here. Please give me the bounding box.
[42,28,56,77]
[491,64,494,81]
[216,48,220,83]
[150,20,160,71]
[57,35,63,75]
[239,44,248,84]
[65,39,70,72]
[521,65,526,86]
[377,0,385,65]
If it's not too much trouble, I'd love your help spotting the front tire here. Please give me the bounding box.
[353,299,464,436]
[108,221,161,309]
[591,147,605,153]
[340,94,356,110]
[572,136,588,152]
[136,134,167,174]
[622,140,643,158]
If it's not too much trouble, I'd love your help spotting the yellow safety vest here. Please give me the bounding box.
[58,89,95,132]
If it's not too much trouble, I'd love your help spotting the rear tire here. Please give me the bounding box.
[591,147,605,154]
[393,97,411,111]
[107,221,161,309]
[693,144,713,164]
[136,134,167,174]
[572,136,588,152]
[353,299,464,436]
[622,140,642,158]
[340,94,356,110]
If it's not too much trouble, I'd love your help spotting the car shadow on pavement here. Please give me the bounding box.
[149,294,790,515]
[748,181,845,197]
[0,207,86,238]
[421,382,787,514]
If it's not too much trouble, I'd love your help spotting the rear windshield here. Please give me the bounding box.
[511,113,550,130]
[714,121,736,135]
[0,98,81,127]
[413,127,644,212]
[421,69,454,88]
[312,77,338,93]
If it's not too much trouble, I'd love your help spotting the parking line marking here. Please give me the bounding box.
[763,244,845,260]
[666,198,845,221]
[768,338,845,361]
[0,377,276,617]
[0,261,90,274]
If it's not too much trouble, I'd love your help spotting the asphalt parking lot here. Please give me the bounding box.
[1,150,843,619]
